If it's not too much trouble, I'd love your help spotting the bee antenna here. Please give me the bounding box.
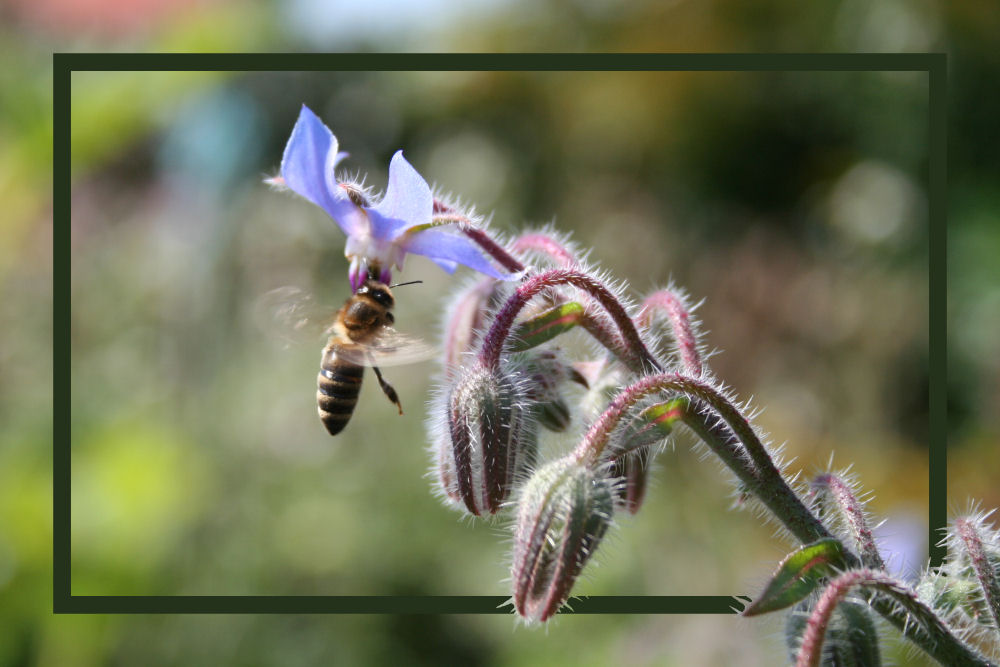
[388,280,423,289]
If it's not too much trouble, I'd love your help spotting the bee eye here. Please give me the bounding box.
[371,288,393,307]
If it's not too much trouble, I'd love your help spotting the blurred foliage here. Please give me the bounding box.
[1,0,997,664]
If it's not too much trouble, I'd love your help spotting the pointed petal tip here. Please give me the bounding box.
[370,149,433,240]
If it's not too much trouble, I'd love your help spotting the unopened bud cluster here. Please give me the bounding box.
[427,229,704,623]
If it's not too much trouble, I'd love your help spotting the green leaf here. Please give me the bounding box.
[744,538,844,616]
[509,302,586,352]
[638,398,688,436]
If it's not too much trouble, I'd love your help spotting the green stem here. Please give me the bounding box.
[682,409,829,545]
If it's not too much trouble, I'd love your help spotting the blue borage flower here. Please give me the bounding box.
[273,105,513,291]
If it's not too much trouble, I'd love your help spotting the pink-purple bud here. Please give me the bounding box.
[511,456,615,623]
[440,360,537,516]
[441,277,503,376]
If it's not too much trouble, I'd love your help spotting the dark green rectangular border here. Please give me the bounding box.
[54,52,946,614]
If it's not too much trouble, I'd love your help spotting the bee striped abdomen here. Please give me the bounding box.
[317,347,364,435]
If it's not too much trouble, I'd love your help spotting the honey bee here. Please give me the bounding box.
[260,279,434,436]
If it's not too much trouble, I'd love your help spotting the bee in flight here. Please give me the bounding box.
[261,279,433,436]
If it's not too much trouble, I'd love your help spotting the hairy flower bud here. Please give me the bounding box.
[609,447,652,514]
[511,456,615,623]
[520,349,587,433]
[439,360,537,516]
[536,398,572,433]
[441,277,504,376]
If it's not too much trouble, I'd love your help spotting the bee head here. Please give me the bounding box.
[358,279,395,309]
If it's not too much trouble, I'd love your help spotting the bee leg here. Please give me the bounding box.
[371,363,403,415]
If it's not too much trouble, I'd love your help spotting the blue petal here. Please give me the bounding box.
[280,106,365,236]
[369,151,433,240]
[400,225,508,279]
[430,258,459,273]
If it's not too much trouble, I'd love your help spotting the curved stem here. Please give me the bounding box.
[509,232,578,266]
[519,304,629,370]
[461,225,525,274]
[430,199,526,274]
[577,313,629,365]
[478,268,660,373]
[573,372,830,544]
[796,570,892,667]
[638,289,704,377]
[508,234,636,369]
[576,374,767,478]
[682,409,829,544]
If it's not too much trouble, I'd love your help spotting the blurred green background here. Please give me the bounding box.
[3,0,999,665]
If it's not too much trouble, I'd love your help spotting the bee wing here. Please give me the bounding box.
[254,286,336,347]
[335,330,439,367]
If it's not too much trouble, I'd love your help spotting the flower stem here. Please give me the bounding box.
[460,225,525,274]
[575,310,629,365]
[573,372,830,544]
[478,268,660,373]
[681,410,831,544]
[796,570,893,667]
[430,199,525,274]
[638,289,704,377]
[509,232,578,266]
[508,234,637,367]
